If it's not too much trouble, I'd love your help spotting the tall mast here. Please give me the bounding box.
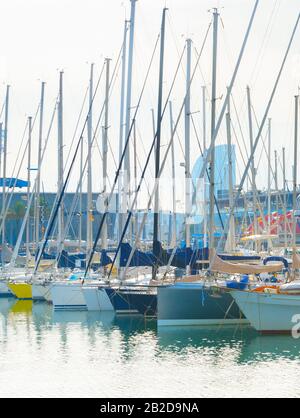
[267,118,272,240]
[79,136,83,250]
[87,63,94,255]
[133,120,138,239]
[274,149,279,215]
[153,7,168,278]
[118,20,129,244]
[26,116,32,265]
[35,81,45,247]
[101,58,110,251]
[151,108,156,167]
[246,86,258,241]
[202,85,208,248]
[2,85,10,253]
[123,0,137,239]
[293,95,298,253]
[225,89,235,252]
[57,71,64,253]
[185,38,192,250]
[169,101,177,247]
[282,147,288,248]
[209,8,219,256]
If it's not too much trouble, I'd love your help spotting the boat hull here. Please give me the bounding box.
[157,283,248,326]
[82,287,114,311]
[107,288,157,316]
[231,290,300,333]
[105,288,142,315]
[32,284,51,301]
[8,283,32,300]
[51,283,87,311]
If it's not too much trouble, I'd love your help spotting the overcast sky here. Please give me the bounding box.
[0,0,299,210]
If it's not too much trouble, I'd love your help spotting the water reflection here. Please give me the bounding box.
[1,298,300,370]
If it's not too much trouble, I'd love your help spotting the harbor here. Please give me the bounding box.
[1,298,300,398]
[0,0,300,399]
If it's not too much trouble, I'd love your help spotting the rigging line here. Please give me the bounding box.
[54,168,89,265]
[229,91,269,230]
[215,11,300,257]
[62,61,106,177]
[109,47,191,276]
[9,101,58,268]
[190,113,225,231]
[0,118,29,233]
[228,101,269,232]
[220,0,280,118]
[85,35,185,277]
[251,105,293,235]
[200,0,260,183]
[34,58,108,272]
[8,103,40,181]
[252,104,285,193]
[55,52,124,261]
[120,22,215,277]
[112,36,200,273]
[250,0,281,88]
[230,119,268,231]
[84,33,162,277]
[63,85,89,171]
[0,102,41,232]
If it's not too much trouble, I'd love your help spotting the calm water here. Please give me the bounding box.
[1,298,300,398]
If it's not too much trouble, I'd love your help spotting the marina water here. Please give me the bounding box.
[0,298,300,398]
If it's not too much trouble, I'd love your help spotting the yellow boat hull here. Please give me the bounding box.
[8,283,32,300]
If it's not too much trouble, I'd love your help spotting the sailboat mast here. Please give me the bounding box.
[267,118,272,239]
[2,85,10,253]
[209,8,219,255]
[101,58,110,251]
[123,0,137,240]
[87,63,94,255]
[225,89,235,252]
[153,7,168,277]
[35,81,45,247]
[79,136,83,250]
[202,86,208,248]
[282,147,288,248]
[118,20,129,244]
[26,116,32,265]
[274,149,279,215]
[293,95,299,252]
[246,86,258,241]
[185,38,192,250]
[57,71,64,253]
[169,101,177,247]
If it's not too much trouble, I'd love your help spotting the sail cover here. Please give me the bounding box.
[210,254,284,275]
[119,242,209,271]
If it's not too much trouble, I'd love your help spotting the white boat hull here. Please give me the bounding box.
[82,287,114,311]
[32,283,52,301]
[51,283,87,311]
[231,290,300,333]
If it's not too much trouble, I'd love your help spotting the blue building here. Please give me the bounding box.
[191,144,236,201]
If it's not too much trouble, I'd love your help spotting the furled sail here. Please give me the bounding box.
[210,253,283,274]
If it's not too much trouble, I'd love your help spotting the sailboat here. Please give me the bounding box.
[230,94,300,334]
